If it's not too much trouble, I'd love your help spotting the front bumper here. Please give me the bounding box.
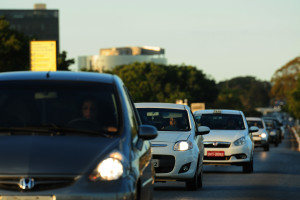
[151,143,199,181]
[203,143,252,165]
[253,136,268,147]
[0,176,139,200]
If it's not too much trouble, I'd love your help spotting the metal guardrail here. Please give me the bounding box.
[291,127,300,151]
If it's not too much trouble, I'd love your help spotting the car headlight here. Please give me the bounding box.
[89,152,125,181]
[233,136,246,146]
[260,133,267,138]
[270,131,276,136]
[174,141,193,151]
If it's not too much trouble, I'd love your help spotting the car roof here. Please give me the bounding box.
[0,71,116,84]
[135,102,188,110]
[194,109,242,115]
[246,117,262,121]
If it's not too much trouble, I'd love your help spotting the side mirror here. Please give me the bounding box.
[138,125,157,140]
[249,126,259,133]
[196,126,210,135]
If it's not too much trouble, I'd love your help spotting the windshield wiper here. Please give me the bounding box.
[0,126,114,138]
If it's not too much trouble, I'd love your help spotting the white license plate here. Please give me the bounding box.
[0,196,54,200]
[152,159,160,168]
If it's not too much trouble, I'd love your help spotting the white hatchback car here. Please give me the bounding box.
[135,103,210,190]
[246,117,269,151]
[193,109,258,173]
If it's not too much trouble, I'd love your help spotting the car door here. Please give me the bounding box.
[123,86,154,199]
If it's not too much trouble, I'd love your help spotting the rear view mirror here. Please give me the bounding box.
[138,125,158,140]
[197,126,210,135]
[249,126,259,133]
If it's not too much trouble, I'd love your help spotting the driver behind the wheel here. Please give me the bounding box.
[81,99,98,120]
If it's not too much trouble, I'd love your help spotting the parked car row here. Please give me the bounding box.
[0,71,288,199]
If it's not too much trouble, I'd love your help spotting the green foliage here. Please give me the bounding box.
[289,74,300,118]
[270,56,300,117]
[0,17,31,72]
[214,76,271,116]
[57,51,75,71]
[107,62,219,104]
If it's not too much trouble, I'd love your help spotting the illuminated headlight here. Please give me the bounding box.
[174,141,193,151]
[89,152,125,181]
[260,133,267,138]
[270,131,276,136]
[233,136,246,146]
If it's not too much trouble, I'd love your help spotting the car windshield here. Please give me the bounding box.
[195,113,245,130]
[137,108,190,131]
[264,120,274,129]
[247,120,264,129]
[0,81,120,136]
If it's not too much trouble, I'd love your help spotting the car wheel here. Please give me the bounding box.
[186,165,198,191]
[275,140,279,147]
[197,166,203,189]
[243,158,253,173]
[264,144,269,151]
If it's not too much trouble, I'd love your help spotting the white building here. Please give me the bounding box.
[77,46,167,72]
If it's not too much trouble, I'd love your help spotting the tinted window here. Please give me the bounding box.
[0,81,120,134]
[137,108,190,131]
[247,120,264,128]
[195,113,245,130]
[264,120,274,129]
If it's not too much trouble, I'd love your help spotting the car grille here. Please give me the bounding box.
[204,156,231,160]
[153,155,175,173]
[0,175,78,191]
[204,142,231,148]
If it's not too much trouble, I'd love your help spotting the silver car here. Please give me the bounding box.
[135,103,210,190]
[246,117,270,151]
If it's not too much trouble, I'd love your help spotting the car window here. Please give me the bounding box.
[0,81,120,135]
[137,108,190,131]
[247,120,264,129]
[194,113,245,130]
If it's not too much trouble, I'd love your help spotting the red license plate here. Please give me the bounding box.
[207,151,225,157]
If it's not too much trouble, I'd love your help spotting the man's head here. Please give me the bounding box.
[170,117,177,126]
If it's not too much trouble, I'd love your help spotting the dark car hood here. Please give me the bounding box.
[0,135,120,175]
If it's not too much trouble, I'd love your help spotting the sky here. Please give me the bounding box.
[1,0,300,82]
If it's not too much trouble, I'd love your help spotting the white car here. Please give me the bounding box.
[193,109,258,173]
[135,103,210,190]
[246,117,270,151]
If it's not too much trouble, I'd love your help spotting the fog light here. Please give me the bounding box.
[179,162,191,173]
[235,154,247,159]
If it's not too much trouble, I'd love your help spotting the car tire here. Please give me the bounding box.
[275,140,279,147]
[264,144,269,151]
[243,158,253,173]
[197,166,203,189]
[186,165,198,191]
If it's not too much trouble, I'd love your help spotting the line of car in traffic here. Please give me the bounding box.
[0,71,287,199]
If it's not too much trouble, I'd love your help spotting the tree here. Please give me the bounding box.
[107,62,219,104]
[270,56,300,110]
[270,57,300,99]
[214,76,271,116]
[57,51,75,71]
[0,17,31,72]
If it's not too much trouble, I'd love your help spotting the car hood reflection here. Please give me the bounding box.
[152,131,190,143]
[0,135,119,174]
[203,130,247,142]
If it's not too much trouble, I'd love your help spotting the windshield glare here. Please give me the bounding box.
[195,113,245,130]
[137,108,190,131]
[0,81,120,135]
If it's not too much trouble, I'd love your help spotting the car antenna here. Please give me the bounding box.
[46,71,50,78]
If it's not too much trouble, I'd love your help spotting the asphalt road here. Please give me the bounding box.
[153,128,300,200]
